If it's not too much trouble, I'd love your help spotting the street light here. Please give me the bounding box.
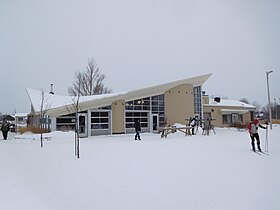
[266,70,273,130]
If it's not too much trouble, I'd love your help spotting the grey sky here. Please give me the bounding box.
[0,0,279,114]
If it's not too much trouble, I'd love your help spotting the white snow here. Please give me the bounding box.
[1,126,280,210]
[208,98,255,108]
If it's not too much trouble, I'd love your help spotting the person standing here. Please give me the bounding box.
[134,120,141,140]
[248,118,266,152]
[1,120,10,140]
[189,117,197,135]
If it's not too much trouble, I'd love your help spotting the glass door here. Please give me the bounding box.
[78,113,88,137]
[152,114,159,132]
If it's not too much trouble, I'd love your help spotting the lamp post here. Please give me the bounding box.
[266,70,273,130]
[274,98,278,120]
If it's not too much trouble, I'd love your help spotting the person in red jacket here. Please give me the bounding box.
[248,119,266,152]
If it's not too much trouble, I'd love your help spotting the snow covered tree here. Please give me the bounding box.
[68,58,112,96]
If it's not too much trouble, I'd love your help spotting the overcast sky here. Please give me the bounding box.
[0,0,279,114]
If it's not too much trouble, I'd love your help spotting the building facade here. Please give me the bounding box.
[27,74,211,137]
[203,94,256,127]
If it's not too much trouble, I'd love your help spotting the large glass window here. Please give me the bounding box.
[125,97,151,111]
[91,111,110,130]
[56,113,76,131]
[222,114,243,124]
[125,94,165,128]
[125,112,149,129]
[193,86,202,119]
[222,114,232,124]
[151,94,165,127]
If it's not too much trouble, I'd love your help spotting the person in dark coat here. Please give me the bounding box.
[134,120,141,140]
[1,120,10,140]
[248,118,266,152]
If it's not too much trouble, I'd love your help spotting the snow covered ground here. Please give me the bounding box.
[0,126,279,210]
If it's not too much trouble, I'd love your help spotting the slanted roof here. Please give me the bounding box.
[26,73,211,117]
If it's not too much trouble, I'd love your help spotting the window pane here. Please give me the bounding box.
[152,96,158,100]
[92,112,99,117]
[100,124,109,129]
[134,106,142,110]
[126,118,133,122]
[126,123,134,128]
[141,112,148,117]
[134,112,140,117]
[141,123,148,128]
[101,118,108,123]
[92,118,99,123]
[126,112,132,117]
[159,95,164,100]
[152,101,158,106]
[152,107,158,111]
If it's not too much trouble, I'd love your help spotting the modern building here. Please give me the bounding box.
[203,94,256,127]
[26,74,211,137]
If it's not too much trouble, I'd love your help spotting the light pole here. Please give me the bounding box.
[266,70,273,130]
[274,98,278,120]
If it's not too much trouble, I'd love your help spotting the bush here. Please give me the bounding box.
[18,126,49,134]
[272,119,280,124]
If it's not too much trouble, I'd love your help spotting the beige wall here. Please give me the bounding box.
[203,95,209,105]
[244,112,253,124]
[203,106,223,127]
[111,100,125,134]
[164,84,194,126]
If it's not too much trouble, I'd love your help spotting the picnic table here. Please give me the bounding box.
[161,125,192,138]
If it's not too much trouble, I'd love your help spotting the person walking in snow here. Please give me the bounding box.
[1,120,10,140]
[134,119,141,140]
[248,118,266,152]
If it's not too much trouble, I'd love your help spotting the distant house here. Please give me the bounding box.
[26,74,211,137]
[203,94,256,127]
[14,113,28,127]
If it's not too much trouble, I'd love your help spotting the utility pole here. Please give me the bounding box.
[266,71,273,130]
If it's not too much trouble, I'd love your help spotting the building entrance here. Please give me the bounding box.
[152,114,159,132]
[78,113,88,138]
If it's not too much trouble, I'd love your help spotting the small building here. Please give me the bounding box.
[12,113,28,132]
[203,94,256,127]
[26,74,211,137]
[13,113,28,125]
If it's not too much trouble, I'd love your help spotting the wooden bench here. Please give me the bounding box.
[161,126,192,138]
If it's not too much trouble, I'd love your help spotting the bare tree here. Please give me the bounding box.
[68,58,112,96]
[252,101,261,112]
[66,84,82,159]
[39,89,51,148]
[239,98,249,104]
